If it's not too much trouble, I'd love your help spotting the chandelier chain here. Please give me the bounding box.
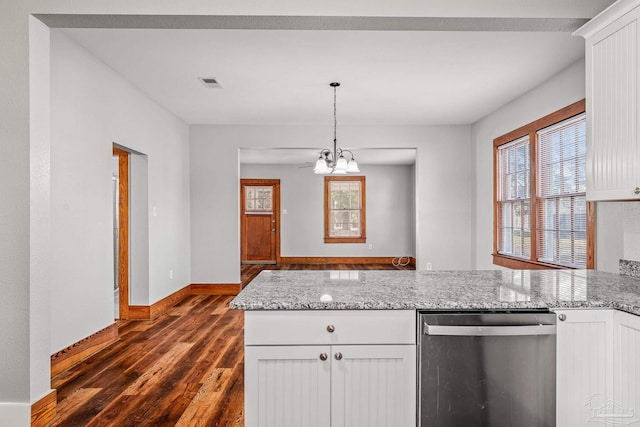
[333,84,337,145]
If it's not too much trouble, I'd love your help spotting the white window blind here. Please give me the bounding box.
[536,113,587,268]
[497,136,531,259]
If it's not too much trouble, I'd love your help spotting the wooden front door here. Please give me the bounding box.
[241,179,280,264]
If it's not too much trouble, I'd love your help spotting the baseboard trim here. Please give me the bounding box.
[31,389,56,427]
[129,284,191,320]
[280,256,416,265]
[190,283,242,295]
[51,323,118,377]
[129,283,240,320]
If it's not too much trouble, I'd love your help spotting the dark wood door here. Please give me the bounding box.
[241,179,280,264]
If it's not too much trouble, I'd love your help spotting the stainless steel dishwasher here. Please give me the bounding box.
[418,311,556,427]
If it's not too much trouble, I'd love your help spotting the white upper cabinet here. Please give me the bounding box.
[576,0,640,200]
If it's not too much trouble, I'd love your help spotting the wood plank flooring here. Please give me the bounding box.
[51,263,414,426]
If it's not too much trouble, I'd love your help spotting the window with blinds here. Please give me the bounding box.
[324,176,366,243]
[497,136,531,259]
[493,100,592,269]
[537,113,587,268]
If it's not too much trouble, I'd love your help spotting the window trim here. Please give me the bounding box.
[493,99,594,269]
[324,175,366,244]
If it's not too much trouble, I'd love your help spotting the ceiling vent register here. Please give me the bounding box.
[199,77,223,88]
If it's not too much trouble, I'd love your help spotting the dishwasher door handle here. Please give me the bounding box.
[424,324,556,336]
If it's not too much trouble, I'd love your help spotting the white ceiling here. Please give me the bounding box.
[59,18,589,165]
[61,27,585,127]
[240,148,416,166]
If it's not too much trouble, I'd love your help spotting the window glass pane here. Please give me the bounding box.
[536,113,586,267]
[497,136,531,258]
[326,178,364,240]
[245,185,273,213]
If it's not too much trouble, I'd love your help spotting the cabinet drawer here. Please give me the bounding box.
[244,310,415,345]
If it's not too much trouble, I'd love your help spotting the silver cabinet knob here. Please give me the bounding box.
[558,314,567,322]
[327,325,335,333]
[319,353,328,361]
[635,187,640,195]
[334,352,343,361]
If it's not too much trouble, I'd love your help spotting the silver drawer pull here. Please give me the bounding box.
[319,353,328,361]
[334,352,343,361]
[326,325,335,333]
[424,324,556,336]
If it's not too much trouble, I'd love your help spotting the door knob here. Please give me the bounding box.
[635,187,640,195]
[558,314,567,321]
[319,353,328,361]
[334,352,343,361]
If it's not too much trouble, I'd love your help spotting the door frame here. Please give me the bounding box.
[113,146,129,319]
[240,178,281,264]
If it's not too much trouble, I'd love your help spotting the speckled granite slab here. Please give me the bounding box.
[620,259,640,279]
[229,269,640,316]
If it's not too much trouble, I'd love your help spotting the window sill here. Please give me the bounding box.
[492,254,579,270]
[324,237,366,244]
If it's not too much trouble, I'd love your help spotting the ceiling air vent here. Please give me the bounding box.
[199,77,223,89]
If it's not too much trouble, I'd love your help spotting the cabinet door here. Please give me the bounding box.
[613,310,640,424]
[330,345,416,427]
[556,309,614,426]
[586,7,640,201]
[245,345,331,427]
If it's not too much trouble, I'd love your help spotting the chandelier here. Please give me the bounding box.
[313,82,360,174]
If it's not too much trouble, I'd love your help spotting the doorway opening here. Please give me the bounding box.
[113,146,129,319]
[240,179,281,265]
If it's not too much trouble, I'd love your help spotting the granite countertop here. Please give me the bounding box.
[228,269,640,316]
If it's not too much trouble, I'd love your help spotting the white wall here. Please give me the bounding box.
[623,202,640,262]
[50,31,191,353]
[191,124,472,283]
[241,164,415,257]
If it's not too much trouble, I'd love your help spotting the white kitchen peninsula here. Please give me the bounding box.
[230,269,640,427]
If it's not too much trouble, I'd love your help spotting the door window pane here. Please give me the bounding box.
[245,186,273,213]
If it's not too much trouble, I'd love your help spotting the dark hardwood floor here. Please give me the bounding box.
[51,263,414,426]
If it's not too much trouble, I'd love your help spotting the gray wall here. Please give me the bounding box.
[191,124,473,285]
[50,32,191,353]
[241,164,415,257]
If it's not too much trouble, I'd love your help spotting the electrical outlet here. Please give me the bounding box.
[426,262,432,270]
[169,269,174,279]
[368,244,373,249]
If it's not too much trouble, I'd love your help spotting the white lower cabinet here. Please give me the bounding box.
[556,309,614,426]
[556,309,640,426]
[243,310,416,427]
[613,310,640,425]
[330,345,415,427]
[245,345,332,427]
